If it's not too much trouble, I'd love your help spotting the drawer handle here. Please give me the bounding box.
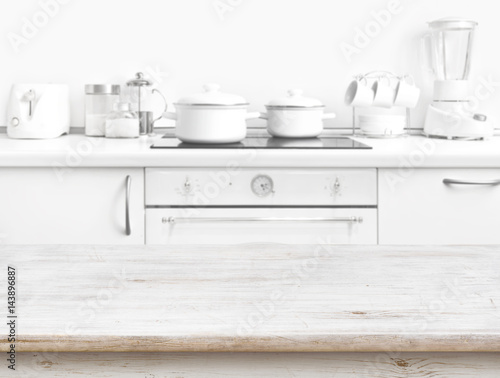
[163,216,364,224]
[125,176,132,236]
[443,178,500,186]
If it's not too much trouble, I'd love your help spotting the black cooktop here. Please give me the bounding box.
[151,136,372,150]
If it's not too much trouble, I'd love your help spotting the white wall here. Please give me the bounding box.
[1,0,499,129]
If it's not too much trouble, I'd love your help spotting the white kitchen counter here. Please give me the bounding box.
[1,129,500,168]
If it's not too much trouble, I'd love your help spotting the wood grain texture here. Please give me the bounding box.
[11,352,500,377]
[1,245,499,352]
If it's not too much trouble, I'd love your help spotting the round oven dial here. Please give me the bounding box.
[251,175,274,197]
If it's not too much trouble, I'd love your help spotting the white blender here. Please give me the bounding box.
[423,18,493,140]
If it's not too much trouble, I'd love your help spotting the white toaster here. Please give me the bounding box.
[7,84,70,139]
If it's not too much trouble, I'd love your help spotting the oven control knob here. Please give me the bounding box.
[330,177,341,196]
[251,175,274,197]
[183,178,193,194]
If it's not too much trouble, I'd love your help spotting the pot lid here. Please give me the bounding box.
[428,18,478,30]
[176,84,248,106]
[267,89,324,108]
[127,72,153,87]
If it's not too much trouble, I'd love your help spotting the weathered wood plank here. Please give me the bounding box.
[10,352,500,377]
[1,245,499,352]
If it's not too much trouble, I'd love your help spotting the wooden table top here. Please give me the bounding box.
[1,245,499,352]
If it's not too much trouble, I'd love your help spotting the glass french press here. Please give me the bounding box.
[126,72,168,136]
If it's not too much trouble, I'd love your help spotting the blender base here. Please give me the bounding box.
[424,104,494,140]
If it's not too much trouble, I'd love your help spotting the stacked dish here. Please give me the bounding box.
[358,115,407,137]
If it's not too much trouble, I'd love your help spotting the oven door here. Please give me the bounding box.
[146,208,377,245]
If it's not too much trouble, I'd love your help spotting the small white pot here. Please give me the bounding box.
[163,84,260,144]
[261,108,336,138]
[261,90,336,138]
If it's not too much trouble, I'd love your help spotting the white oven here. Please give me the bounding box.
[145,168,378,245]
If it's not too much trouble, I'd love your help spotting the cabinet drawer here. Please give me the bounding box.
[146,168,377,206]
[146,208,377,245]
[380,169,500,245]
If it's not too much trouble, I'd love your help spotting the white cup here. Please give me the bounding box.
[345,77,374,107]
[394,76,421,108]
[372,76,396,108]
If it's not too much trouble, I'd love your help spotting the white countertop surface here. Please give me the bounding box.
[1,129,500,168]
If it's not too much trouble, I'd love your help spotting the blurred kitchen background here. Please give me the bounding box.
[0,0,498,130]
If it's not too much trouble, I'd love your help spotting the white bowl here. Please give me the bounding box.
[359,120,406,125]
[360,123,405,135]
[359,114,406,122]
[361,129,406,136]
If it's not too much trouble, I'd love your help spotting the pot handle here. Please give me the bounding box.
[322,113,337,120]
[245,112,261,121]
[259,112,268,120]
[162,112,178,121]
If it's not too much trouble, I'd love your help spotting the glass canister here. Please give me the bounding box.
[105,102,140,138]
[85,84,121,136]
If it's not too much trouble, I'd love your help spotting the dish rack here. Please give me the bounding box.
[350,71,412,139]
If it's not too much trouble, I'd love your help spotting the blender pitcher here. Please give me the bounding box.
[422,18,477,101]
[126,72,168,136]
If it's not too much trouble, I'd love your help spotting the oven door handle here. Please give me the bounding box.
[163,216,364,224]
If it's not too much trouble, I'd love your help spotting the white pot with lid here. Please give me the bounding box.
[260,90,336,138]
[163,84,260,144]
